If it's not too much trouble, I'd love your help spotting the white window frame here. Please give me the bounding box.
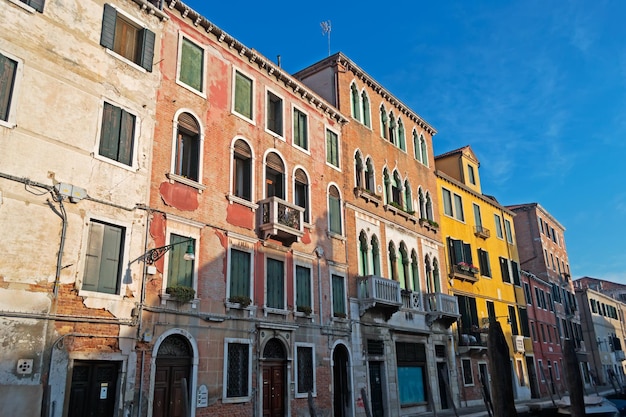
[94,98,140,171]
[264,87,285,140]
[504,218,514,243]
[330,269,347,318]
[327,182,345,238]
[160,217,202,302]
[291,104,310,154]
[101,4,150,73]
[0,49,23,129]
[168,108,206,191]
[325,125,341,171]
[176,34,207,97]
[262,148,288,200]
[226,236,255,306]
[292,165,311,225]
[264,255,288,315]
[293,256,314,317]
[78,214,132,300]
[462,358,474,386]
[294,342,317,398]
[494,214,504,239]
[360,88,372,129]
[222,338,253,403]
[231,67,255,124]
[227,136,257,209]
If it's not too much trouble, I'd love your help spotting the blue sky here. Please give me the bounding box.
[183,1,626,283]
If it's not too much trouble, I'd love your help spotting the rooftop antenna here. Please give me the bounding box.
[321,20,331,56]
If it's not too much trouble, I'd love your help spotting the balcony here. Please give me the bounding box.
[425,292,460,327]
[615,350,626,362]
[401,289,421,311]
[452,264,479,282]
[458,331,488,354]
[358,275,402,320]
[257,197,304,245]
[474,225,491,239]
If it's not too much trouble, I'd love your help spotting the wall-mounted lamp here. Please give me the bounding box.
[124,238,195,283]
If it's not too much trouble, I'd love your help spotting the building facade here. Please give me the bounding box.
[0,0,165,416]
[295,53,460,416]
[435,146,532,406]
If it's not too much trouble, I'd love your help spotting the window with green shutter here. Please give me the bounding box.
[179,37,204,92]
[229,248,251,299]
[293,108,308,150]
[328,186,342,234]
[167,234,194,288]
[99,102,135,166]
[83,220,124,294]
[0,53,18,123]
[332,274,345,316]
[100,4,155,72]
[266,91,283,136]
[234,71,253,120]
[266,258,284,309]
[361,91,371,127]
[326,129,339,167]
[295,265,311,310]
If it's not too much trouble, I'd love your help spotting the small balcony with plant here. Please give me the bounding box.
[257,196,304,245]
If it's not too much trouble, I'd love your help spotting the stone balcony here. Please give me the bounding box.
[425,292,460,327]
[257,196,304,245]
[358,275,402,320]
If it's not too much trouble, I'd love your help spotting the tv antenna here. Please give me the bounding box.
[321,20,331,56]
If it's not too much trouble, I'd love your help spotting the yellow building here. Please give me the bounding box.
[435,146,532,405]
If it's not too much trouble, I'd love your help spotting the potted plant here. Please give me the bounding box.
[165,285,195,303]
[297,305,312,315]
[229,295,252,308]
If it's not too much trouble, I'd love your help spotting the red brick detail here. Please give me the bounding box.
[159,181,199,211]
[226,203,254,229]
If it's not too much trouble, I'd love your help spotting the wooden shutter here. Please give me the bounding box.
[229,249,250,298]
[118,109,135,166]
[332,274,345,314]
[168,235,193,287]
[462,243,472,264]
[83,222,105,292]
[329,186,341,234]
[140,28,155,72]
[296,266,311,308]
[179,38,202,90]
[27,0,45,12]
[266,258,284,309]
[500,257,510,283]
[265,152,284,173]
[0,54,17,122]
[100,4,117,50]
[177,112,199,134]
[448,238,462,265]
[234,139,251,158]
[99,223,123,294]
[234,72,252,118]
[99,103,121,161]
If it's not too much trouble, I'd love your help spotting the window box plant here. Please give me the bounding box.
[229,295,252,308]
[165,285,195,303]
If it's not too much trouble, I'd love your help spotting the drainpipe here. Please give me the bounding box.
[47,190,67,298]
[315,247,324,323]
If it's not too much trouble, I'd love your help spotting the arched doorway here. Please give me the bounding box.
[333,344,351,417]
[153,334,192,417]
[262,338,287,417]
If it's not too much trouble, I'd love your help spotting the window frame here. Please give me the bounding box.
[295,343,316,398]
[222,338,253,403]
[293,166,310,224]
[227,245,254,305]
[292,105,309,153]
[494,214,504,239]
[95,100,138,169]
[8,0,45,13]
[229,137,255,205]
[0,50,23,129]
[265,87,284,139]
[327,183,343,236]
[331,272,347,318]
[231,67,255,124]
[462,358,474,386]
[294,259,314,315]
[168,109,205,190]
[100,4,155,72]
[504,218,514,243]
[265,256,286,312]
[161,222,201,300]
[176,34,206,96]
[325,126,341,170]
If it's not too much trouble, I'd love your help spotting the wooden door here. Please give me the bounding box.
[68,361,119,417]
[262,364,285,417]
[153,358,190,417]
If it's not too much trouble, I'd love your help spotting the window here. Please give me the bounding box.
[328,185,342,235]
[15,0,45,12]
[388,242,398,282]
[371,235,381,276]
[467,165,476,185]
[538,216,544,233]
[293,108,308,150]
[419,135,428,166]
[380,106,388,139]
[266,258,284,310]
[331,274,346,317]
[232,139,252,201]
[100,4,155,71]
[538,359,544,380]
[354,152,363,188]
[99,102,135,166]
[462,359,474,385]
[228,248,251,302]
[453,193,464,221]
[167,234,195,288]
[174,112,201,182]
[509,305,519,335]
[413,131,421,162]
[83,220,124,294]
[178,37,204,93]
[524,283,533,305]
[448,238,474,268]
[425,192,434,220]
[359,231,369,276]
[0,52,19,125]
[473,204,482,228]
[266,90,283,136]
[391,171,402,206]
[399,243,410,288]
[397,119,406,151]
[224,339,251,401]
[477,249,491,277]
[326,128,339,168]
[388,112,396,144]
[351,83,360,121]
[233,70,253,121]
[504,219,513,243]
[442,188,453,216]
[364,158,375,192]
[411,250,420,291]
[494,214,503,239]
[396,342,427,405]
[404,180,412,212]
[296,344,315,395]
[294,168,309,223]
[511,261,520,285]
[265,152,285,199]
[295,265,312,313]
[518,307,530,337]
[361,91,371,128]
[499,257,511,283]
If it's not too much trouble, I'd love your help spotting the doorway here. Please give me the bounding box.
[437,362,450,409]
[526,356,540,398]
[262,338,287,417]
[333,344,351,417]
[153,335,192,417]
[368,361,384,417]
[68,360,120,417]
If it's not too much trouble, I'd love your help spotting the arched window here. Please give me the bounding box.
[371,235,381,276]
[351,84,361,121]
[388,242,398,281]
[232,139,252,200]
[426,192,434,221]
[420,135,428,166]
[383,168,391,204]
[359,231,369,276]
[413,130,421,162]
[418,188,426,219]
[392,171,402,206]
[175,112,201,181]
[380,106,388,139]
[365,158,375,193]
[399,242,409,289]
[398,119,406,151]
[265,152,285,199]
[425,255,433,293]
[411,250,420,292]
[328,185,342,235]
[294,168,309,223]
[433,258,441,293]
[361,91,371,128]
[388,112,396,145]
[404,179,412,212]
[355,151,363,188]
